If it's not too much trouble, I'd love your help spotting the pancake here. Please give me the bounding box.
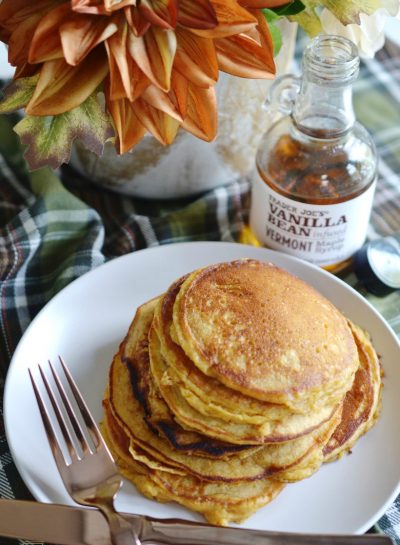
[150,321,338,444]
[323,322,382,462]
[152,278,339,443]
[101,258,383,526]
[155,276,289,422]
[172,259,359,412]
[108,341,342,483]
[101,404,285,526]
[121,297,256,459]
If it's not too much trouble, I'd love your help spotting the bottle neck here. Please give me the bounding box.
[292,35,359,139]
[292,78,355,138]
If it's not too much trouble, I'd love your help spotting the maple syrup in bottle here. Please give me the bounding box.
[249,35,377,273]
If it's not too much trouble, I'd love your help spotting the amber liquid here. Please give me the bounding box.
[248,130,376,274]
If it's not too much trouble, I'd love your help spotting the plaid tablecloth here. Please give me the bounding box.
[1,38,400,545]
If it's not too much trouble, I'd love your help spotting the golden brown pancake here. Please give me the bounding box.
[150,322,338,445]
[323,322,382,462]
[108,322,341,483]
[101,403,285,526]
[172,259,359,412]
[152,277,339,443]
[101,259,382,526]
[121,297,255,459]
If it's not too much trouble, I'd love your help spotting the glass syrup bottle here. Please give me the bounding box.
[249,35,378,273]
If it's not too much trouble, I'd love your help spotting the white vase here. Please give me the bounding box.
[70,20,298,199]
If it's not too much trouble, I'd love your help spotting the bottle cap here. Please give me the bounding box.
[353,236,400,296]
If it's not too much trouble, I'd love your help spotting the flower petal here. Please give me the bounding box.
[170,70,189,118]
[178,0,218,29]
[238,0,293,7]
[0,0,64,30]
[105,23,150,100]
[128,26,176,91]
[181,83,217,141]
[174,28,218,88]
[60,12,118,65]
[141,83,183,122]
[106,84,146,153]
[8,13,45,66]
[14,63,40,79]
[190,0,257,38]
[72,0,137,15]
[71,0,109,15]
[133,97,180,145]
[125,6,150,36]
[29,4,71,64]
[215,22,275,79]
[26,48,109,115]
[251,7,276,67]
[139,0,178,29]
[104,0,136,11]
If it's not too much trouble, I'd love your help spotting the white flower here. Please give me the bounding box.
[319,7,398,58]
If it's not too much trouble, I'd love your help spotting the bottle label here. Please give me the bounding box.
[249,170,377,267]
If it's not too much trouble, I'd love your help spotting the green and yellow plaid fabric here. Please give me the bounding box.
[1,39,400,545]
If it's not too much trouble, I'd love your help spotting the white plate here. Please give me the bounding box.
[4,242,400,534]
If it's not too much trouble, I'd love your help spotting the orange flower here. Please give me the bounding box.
[0,0,281,153]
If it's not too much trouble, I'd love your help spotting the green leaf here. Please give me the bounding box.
[0,75,39,114]
[273,0,306,16]
[262,9,283,56]
[263,2,305,55]
[263,8,280,22]
[289,2,323,36]
[13,92,114,171]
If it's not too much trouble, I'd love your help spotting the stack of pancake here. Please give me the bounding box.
[102,259,382,525]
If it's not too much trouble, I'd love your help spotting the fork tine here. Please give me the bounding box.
[28,367,72,466]
[45,360,92,456]
[57,355,102,447]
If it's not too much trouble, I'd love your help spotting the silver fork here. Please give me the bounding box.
[28,356,140,545]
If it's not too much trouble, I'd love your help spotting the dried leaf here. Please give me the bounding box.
[0,75,39,114]
[14,92,114,170]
